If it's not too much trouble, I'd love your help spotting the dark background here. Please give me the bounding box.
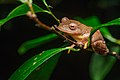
[0,0,120,80]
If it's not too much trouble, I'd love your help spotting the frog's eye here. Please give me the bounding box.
[69,23,77,30]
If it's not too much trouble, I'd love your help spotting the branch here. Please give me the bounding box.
[26,10,120,60]
[25,0,82,48]
[26,11,82,48]
[27,11,51,31]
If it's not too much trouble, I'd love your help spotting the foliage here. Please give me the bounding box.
[18,33,58,55]
[0,0,120,80]
[75,16,120,80]
[9,47,70,80]
[0,3,48,27]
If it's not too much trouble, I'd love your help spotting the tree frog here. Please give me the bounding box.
[57,17,109,55]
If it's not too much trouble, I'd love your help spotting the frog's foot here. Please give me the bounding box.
[52,25,58,30]
[51,26,56,30]
[67,44,81,54]
[67,44,75,54]
[83,42,88,49]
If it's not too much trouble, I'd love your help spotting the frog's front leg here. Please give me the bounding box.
[91,30,109,55]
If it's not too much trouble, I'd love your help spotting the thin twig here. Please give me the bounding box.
[26,9,120,60]
[26,0,82,48]
[27,11,51,31]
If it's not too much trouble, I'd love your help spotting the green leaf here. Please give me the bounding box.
[26,53,61,80]
[89,46,120,80]
[9,47,70,80]
[98,18,120,28]
[18,33,58,55]
[74,16,120,45]
[42,0,48,7]
[90,18,120,45]
[75,16,120,80]
[25,44,71,80]
[0,3,48,27]
[90,18,120,35]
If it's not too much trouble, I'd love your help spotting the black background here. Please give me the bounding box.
[0,0,120,80]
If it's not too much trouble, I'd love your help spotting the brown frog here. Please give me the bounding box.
[57,17,109,55]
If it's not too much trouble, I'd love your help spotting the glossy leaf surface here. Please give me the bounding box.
[90,18,120,45]
[26,53,61,80]
[74,16,120,45]
[89,46,120,80]
[9,47,69,80]
[75,16,120,80]
[18,34,58,55]
[0,3,48,27]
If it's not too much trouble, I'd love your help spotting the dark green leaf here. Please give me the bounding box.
[18,33,58,55]
[74,16,120,45]
[0,3,48,27]
[26,44,70,80]
[90,18,120,45]
[9,47,69,80]
[42,0,48,7]
[26,53,61,80]
[89,46,120,80]
[91,18,120,35]
[99,18,120,28]
[75,16,120,80]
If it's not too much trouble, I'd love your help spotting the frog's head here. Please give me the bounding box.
[57,17,83,35]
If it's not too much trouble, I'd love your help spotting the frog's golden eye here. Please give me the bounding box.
[69,23,77,30]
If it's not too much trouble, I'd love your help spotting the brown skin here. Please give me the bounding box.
[57,17,109,55]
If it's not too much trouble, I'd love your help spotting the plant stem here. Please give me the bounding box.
[43,0,60,24]
[50,12,60,24]
[26,0,35,14]
[26,11,81,48]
